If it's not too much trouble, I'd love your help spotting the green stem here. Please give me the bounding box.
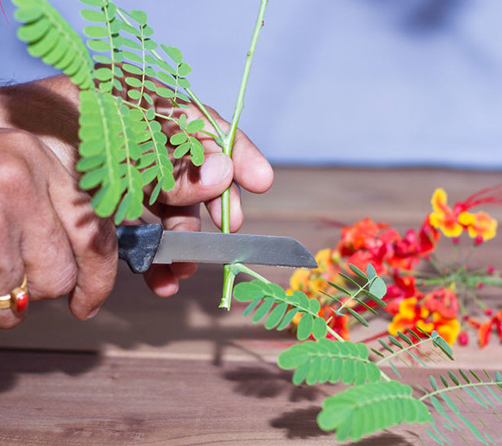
[220,0,268,234]
[185,87,226,143]
[219,0,269,308]
[219,263,271,310]
[419,381,502,402]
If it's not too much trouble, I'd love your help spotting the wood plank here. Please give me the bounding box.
[0,167,501,368]
[0,350,498,445]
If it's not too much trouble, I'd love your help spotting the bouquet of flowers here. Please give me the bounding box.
[288,186,502,348]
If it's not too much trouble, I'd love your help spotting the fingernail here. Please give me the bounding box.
[86,307,100,319]
[200,154,231,186]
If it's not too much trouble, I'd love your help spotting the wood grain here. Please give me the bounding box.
[0,167,501,445]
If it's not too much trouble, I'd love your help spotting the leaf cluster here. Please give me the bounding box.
[424,370,502,445]
[318,381,432,442]
[278,338,381,386]
[234,266,502,444]
[324,263,387,327]
[14,0,208,222]
[372,328,454,377]
[233,281,330,341]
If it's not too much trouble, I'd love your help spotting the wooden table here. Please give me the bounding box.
[0,167,501,445]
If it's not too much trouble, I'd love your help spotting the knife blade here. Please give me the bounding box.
[116,224,317,273]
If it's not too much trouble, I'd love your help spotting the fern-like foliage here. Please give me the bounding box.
[317,380,433,442]
[278,338,382,385]
[13,0,94,89]
[76,90,144,220]
[423,370,502,445]
[233,280,330,341]
[14,0,209,222]
[323,263,387,327]
[233,265,389,341]
[371,328,454,378]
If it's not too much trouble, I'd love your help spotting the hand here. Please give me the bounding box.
[0,128,118,329]
[0,74,273,327]
[144,101,273,296]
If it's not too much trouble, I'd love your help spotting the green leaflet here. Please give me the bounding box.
[376,329,453,374]
[324,263,387,328]
[317,381,432,442]
[234,280,329,341]
[77,90,144,222]
[424,369,502,445]
[14,0,94,89]
[278,338,382,386]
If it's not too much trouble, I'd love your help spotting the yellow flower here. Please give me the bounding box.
[465,211,497,242]
[388,296,460,345]
[429,188,463,237]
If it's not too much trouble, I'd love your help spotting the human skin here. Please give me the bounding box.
[0,74,274,329]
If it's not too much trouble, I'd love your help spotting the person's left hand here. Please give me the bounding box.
[0,74,274,302]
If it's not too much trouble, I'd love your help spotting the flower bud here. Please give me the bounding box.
[485,308,493,316]
[474,235,484,246]
[458,331,468,346]
[487,265,495,275]
[452,237,460,245]
[477,283,484,289]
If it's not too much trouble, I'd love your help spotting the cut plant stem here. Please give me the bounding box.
[220,263,271,309]
[219,0,269,310]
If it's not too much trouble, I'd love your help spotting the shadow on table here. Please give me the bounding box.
[222,363,420,445]
[0,264,289,387]
[270,406,416,445]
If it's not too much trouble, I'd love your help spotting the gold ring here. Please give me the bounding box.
[0,275,28,313]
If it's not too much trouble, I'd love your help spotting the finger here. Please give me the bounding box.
[150,152,234,207]
[8,155,79,302]
[183,106,274,194]
[0,131,76,327]
[0,213,26,329]
[156,101,273,195]
[143,204,200,297]
[231,128,274,194]
[205,183,243,232]
[144,265,179,298]
[47,153,118,320]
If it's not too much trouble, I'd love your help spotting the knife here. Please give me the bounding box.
[116,224,317,273]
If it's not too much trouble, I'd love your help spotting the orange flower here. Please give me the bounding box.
[478,310,502,348]
[428,187,498,241]
[389,297,460,345]
[463,212,497,242]
[338,218,389,252]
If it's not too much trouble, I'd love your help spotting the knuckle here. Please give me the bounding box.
[30,263,78,300]
[0,153,33,194]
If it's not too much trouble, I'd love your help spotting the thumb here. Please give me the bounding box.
[155,153,233,206]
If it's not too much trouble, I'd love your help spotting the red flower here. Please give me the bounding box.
[385,275,421,316]
[338,218,435,276]
[478,310,502,348]
[422,287,459,319]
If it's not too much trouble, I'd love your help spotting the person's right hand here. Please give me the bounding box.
[0,128,118,328]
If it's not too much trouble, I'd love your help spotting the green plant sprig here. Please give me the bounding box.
[421,370,502,445]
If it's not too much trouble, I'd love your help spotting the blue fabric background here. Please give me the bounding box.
[1,0,501,168]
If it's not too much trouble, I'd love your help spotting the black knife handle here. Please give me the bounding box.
[116,224,163,273]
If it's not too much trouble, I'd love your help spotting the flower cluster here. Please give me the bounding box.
[289,186,502,347]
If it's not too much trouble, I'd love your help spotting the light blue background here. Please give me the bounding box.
[1,0,502,168]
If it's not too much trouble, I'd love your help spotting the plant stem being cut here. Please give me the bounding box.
[218,0,269,310]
